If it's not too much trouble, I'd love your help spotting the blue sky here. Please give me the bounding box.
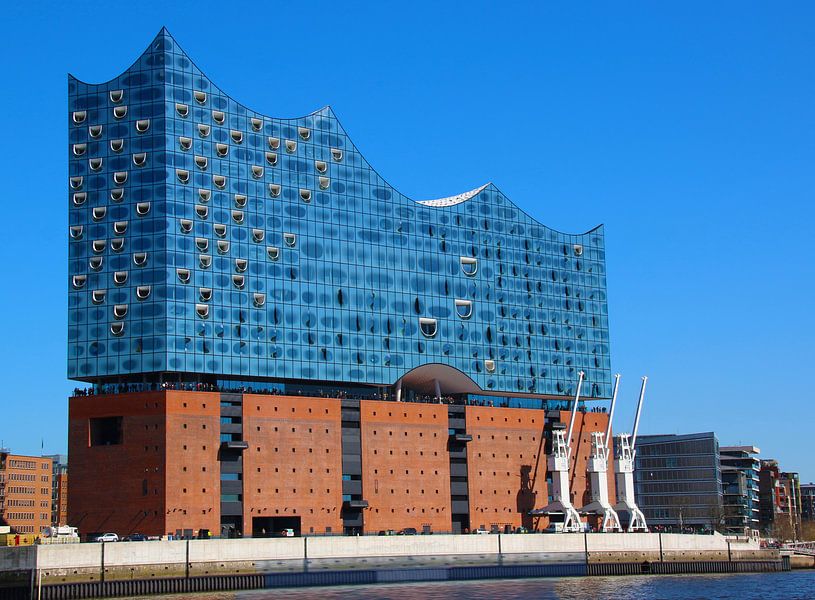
[1,2,813,478]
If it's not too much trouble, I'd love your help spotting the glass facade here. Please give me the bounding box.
[68,29,611,399]
[634,432,723,530]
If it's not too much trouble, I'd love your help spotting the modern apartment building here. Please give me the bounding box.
[67,29,615,538]
[758,460,803,539]
[43,455,69,526]
[719,446,760,534]
[801,483,815,522]
[634,432,723,531]
[0,450,53,535]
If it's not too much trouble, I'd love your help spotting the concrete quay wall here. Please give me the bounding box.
[0,533,771,585]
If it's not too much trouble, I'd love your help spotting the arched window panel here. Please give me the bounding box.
[109,90,124,103]
[199,287,212,302]
[72,192,87,206]
[214,224,227,238]
[110,188,125,202]
[132,153,147,167]
[113,304,128,319]
[299,189,311,203]
[110,322,125,337]
[298,127,310,140]
[136,286,151,300]
[419,318,437,338]
[573,244,584,256]
[72,111,87,124]
[113,221,128,235]
[216,143,228,157]
[110,139,124,153]
[176,169,190,184]
[266,152,277,166]
[133,252,148,267]
[252,229,264,243]
[251,165,263,179]
[231,130,243,144]
[72,143,86,156]
[69,176,83,190]
[253,293,266,307]
[89,125,103,139]
[176,103,189,118]
[268,137,280,150]
[331,148,343,162]
[485,359,496,373]
[195,156,208,170]
[234,194,247,208]
[176,268,191,284]
[198,189,211,202]
[113,271,128,286]
[460,256,478,276]
[91,290,106,304]
[232,210,244,224]
[251,118,263,131]
[196,304,209,319]
[283,233,296,247]
[195,238,209,252]
[92,207,106,221]
[199,254,212,269]
[212,110,225,124]
[285,140,297,154]
[194,90,207,105]
[69,226,83,240]
[110,238,124,253]
[455,299,473,319]
[92,240,106,254]
[135,119,150,133]
[217,240,230,254]
[136,202,150,216]
[113,105,127,119]
[266,246,279,261]
[235,258,248,273]
[89,256,103,271]
[198,124,210,138]
[213,175,226,190]
[232,274,245,289]
[315,160,327,173]
[178,136,192,151]
[179,219,193,233]
[89,158,103,172]
[268,184,281,198]
[72,275,86,289]
[113,171,127,185]
[318,177,330,190]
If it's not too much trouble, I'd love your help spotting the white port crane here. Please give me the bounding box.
[579,373,622,532]
[613,376,649,532]
[530,371,585,533]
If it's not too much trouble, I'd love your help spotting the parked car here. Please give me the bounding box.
[122,533,147,542]
[93,533,119,542]
[279,528,295,537]
[543,523,566,534]
[378,529,397,536]
[398,528,418,535]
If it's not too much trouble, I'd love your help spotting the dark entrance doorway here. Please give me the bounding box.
[252,516,301,537]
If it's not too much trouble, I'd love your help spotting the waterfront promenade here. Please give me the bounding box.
[0,533,783,599]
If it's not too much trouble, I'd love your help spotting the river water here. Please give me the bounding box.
[122,571,815,600]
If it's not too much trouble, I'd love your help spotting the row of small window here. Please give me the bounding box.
[174,168,327,198]
[80,253,149,270]
[71,119,150,143]
[178,137,332,173]
[72,100,130,124]
[72,154,149,173]
[83,288,151,304]
[175,236,292,258]
[69,172,131,189]
[70,218,150,240]
[72,272,138,288]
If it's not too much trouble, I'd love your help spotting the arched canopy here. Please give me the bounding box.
[397,363,482,396]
